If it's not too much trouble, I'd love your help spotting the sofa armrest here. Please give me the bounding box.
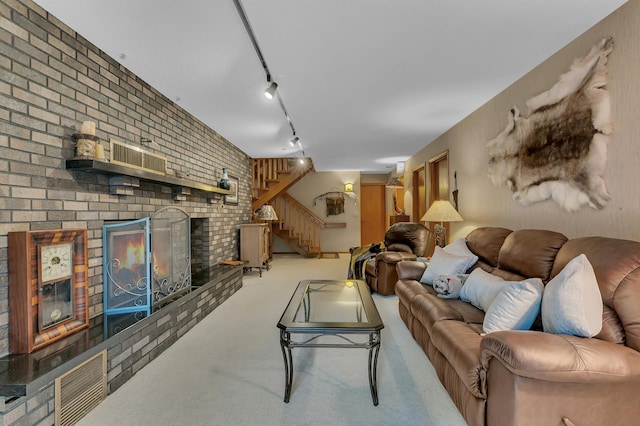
[396,260,427,281]
[481,330,640,383]
[375,251,416,265]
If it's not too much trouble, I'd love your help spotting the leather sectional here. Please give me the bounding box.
[395,227,640,426]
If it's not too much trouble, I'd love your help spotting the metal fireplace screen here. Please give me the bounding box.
[103,207,191,321]
[150,207,191,308]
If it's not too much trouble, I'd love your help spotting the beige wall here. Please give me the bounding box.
[404,0,640,242]
[275,171,363,252]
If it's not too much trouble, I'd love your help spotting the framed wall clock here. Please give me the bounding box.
[8,229,90,354]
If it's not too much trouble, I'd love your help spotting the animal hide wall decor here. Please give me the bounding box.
[486,37,613,212]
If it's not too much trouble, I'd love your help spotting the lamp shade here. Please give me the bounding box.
[385,177,403,189]
[421,200,463,223]
[255,204,278,221]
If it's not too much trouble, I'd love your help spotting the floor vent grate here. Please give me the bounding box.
[55,350,107,426]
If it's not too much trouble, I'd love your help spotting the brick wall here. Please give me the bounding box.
[0,0,253,356]
[0,266,243,426]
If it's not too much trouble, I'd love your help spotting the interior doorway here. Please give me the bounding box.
[428,150,450,245]
[412,165,426,224]
[360,183,386,245]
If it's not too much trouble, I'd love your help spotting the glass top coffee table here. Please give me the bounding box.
[277,279,384,406]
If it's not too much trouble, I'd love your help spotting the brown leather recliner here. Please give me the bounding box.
[364,222,432,295]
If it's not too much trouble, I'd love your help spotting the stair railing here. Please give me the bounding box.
[272,193,325,254]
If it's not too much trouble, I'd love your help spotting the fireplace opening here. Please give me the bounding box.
[190,218,209,275]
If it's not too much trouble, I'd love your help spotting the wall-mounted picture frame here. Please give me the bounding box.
[224,175,239,205]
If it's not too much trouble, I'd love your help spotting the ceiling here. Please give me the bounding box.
[33,0,626,173]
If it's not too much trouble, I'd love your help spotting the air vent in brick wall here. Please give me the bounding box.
[110,138,167,175]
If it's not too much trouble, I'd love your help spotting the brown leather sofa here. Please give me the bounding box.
[395,227,640,426]
[364,222,432,296]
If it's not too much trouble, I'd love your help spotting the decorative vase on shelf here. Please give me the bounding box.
[219,167,230,190]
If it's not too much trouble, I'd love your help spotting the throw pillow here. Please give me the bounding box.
[444,238,479,269]
[483,278,544,334]
[419,246,477,285]
[541,254,603,337]
[459,268,509,311]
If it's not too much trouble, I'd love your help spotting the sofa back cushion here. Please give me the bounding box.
[384,222,430,256]
[465,227,513,268]
[551,237,640,351]
[497,229,568,281]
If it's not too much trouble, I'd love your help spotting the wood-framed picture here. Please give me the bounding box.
[224,175,239,205]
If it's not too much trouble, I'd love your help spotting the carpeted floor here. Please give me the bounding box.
[77,254,467,426]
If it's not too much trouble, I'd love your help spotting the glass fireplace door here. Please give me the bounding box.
[103,218,152,317]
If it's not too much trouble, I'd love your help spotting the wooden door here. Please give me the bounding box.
[412,165,426,223]
[360,184,386,245]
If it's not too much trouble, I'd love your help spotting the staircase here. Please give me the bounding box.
[270,194,319,257]
[251,158,313,212]
[251,158,344,257]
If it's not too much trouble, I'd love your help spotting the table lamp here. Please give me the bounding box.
[255,204,278,221]
[420,200,463,247]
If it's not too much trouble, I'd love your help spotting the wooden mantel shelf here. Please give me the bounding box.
[66,159,232,195]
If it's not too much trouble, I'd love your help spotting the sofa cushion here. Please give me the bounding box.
[420,246,477,285]
[465,227,513,267]
[542,254,603,337]
[498,229,568,281]
[412,293,464,333]
[483,278,544,334]
[395,278,434,311]
[460,268,509,312]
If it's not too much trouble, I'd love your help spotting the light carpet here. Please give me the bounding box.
[78,254,467,426]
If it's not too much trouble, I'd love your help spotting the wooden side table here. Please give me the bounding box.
[239,223,270,276]
[389,214,410,225]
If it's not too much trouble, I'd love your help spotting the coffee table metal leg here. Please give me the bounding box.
[280,331,293,402]
[368,331,381,406]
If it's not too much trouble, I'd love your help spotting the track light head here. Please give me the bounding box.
[289,136,300,147]
[264,82,278,100]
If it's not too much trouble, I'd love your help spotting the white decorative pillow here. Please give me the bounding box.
[483,278,544,334]
[419,246,477,285]
[541,254,603,337]
[443,238,479,269]
[459,268,509,311]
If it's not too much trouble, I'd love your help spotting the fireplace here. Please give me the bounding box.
[103,207,192,319]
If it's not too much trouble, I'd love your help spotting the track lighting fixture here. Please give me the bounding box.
[235,0,308,163]
[264,81,278,100]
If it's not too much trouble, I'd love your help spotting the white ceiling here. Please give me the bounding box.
[33,0,626,173]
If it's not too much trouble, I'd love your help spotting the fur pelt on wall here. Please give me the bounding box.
[486,37,614,212]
